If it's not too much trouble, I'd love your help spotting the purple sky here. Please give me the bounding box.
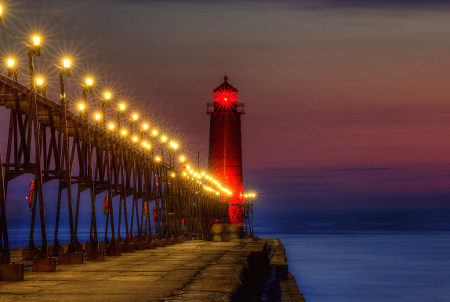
[2,0,450,211]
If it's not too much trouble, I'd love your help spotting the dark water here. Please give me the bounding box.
[5,210,450,301]
[6,211,143,248]
[255,210,450,302]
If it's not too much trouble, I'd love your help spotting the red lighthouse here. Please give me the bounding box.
[207,76,245,224]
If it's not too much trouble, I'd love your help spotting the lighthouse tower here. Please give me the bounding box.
[207,76,245,224]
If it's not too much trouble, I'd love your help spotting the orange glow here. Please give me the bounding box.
[33,36,40,46]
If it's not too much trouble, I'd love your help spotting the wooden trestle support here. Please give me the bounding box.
[0,72,230,279]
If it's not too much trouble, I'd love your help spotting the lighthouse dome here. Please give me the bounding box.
[213,76,238,93]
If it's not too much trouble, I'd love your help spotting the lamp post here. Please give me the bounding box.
[26,35,49,258]
[6,59,18,82]
[129,113,142,241]
[81,78,99,250]
[169,142,178,168]
[54,58,76,252]
[36,78,46,97]
[102,92,111,128]
[105,121,116,248]
[119,127,130,243]
[117,103,125,135]
[59,59,70,108]
[151,130,157,158]
[160,135,167,163]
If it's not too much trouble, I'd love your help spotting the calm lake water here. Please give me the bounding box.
[256,210,450,302]
[5,210,450,301]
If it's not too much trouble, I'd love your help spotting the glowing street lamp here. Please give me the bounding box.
[180,156,185,162]
[142,141,147,147]
[131,114,138,129]
[62,59,71,77]
[155,156,161,162]
[118,103,125,117]
[161,136,167,143]
[0,6,3,21]
[36,77,46,96]
[33,36,40,46]
[132,136,138,142]
[95,113,101,121]
[121,129,127,136]
[103,92,111,107]
[109,123,115,130]
[85,78,93,94]
[6,59,17,80]
[142,123,149,130]
[78,103,85,111]
[152,130,158,136]
[32,36,41,57]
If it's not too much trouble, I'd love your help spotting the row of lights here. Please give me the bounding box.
[0,6,235,198]
[78,98,179,153]
[181,166,232,196]
[1,18,181,163]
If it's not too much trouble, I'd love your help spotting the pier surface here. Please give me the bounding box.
[0,238,304,301]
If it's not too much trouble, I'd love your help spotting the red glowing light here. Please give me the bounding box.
[224,98,228,101]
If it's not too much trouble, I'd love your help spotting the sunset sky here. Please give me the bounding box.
[2,0,450,212]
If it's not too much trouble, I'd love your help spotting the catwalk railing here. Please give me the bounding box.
[0,72,231,269]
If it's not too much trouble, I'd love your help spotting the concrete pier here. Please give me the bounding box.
[0,238,304,301]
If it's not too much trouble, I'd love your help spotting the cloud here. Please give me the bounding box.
[328,168,391,172]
